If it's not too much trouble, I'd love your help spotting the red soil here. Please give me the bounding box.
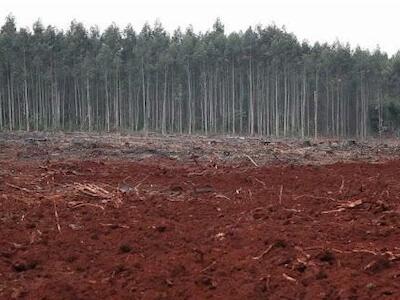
[1,151,400,299]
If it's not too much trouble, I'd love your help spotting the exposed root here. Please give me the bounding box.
[279,185,283,205]
[252,244,274,260]
[53,200,61,233]
[200,261,216,273]
[254,178,266,187]
[339,176,345,194]
[215,194,232,201]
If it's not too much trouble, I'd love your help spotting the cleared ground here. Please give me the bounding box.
[0,133,400,299]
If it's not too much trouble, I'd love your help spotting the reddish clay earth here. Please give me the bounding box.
[0,134,400,299]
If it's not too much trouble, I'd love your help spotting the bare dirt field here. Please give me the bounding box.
[1,133,400,299]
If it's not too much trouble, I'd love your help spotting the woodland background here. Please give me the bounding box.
[1,16,400,138]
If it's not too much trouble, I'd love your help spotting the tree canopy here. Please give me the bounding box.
[0,15,399,138]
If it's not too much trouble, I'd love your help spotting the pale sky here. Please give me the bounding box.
[1,0,399,55]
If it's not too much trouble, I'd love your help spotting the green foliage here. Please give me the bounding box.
[0,17,398,137]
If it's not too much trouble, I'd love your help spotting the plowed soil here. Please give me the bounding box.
[0,133,400,299]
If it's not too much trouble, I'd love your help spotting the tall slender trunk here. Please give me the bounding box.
[275,71,279,137]
[128,72,133,130]
[105,72,110,132]
[0,87,3,130]
[249,57,254,135]
[162,66,168,135]
[186,63,192,134]
[231,61,235,134]
[203,69,208,134]
[142,58,147,133]
[24,69,29,131]
[283,67,288,137]
[86,76,91,131]
[266,69,270,136]
[7,73,13,131]
[314,69,319,140]
[301,68,307,139]
[146,77,150,132]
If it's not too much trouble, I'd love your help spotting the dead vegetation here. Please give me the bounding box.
[0,133,400,299]
[2,132,400,166]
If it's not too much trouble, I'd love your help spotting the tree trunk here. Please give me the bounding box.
[142,59,147,133]
[162,66,168,135]
[86,76,91,131]
[275,71,279,137]
[314,69,319,140]
[249,58,254,135]
[186,63,192,134]
[231,61,235,134]
[105,72,110,132]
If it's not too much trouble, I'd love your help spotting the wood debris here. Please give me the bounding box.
[282,273,297,283]
[244,154,259,167]
[53,200,61,233]
[339,199,363,208]
[73,183,112,199]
